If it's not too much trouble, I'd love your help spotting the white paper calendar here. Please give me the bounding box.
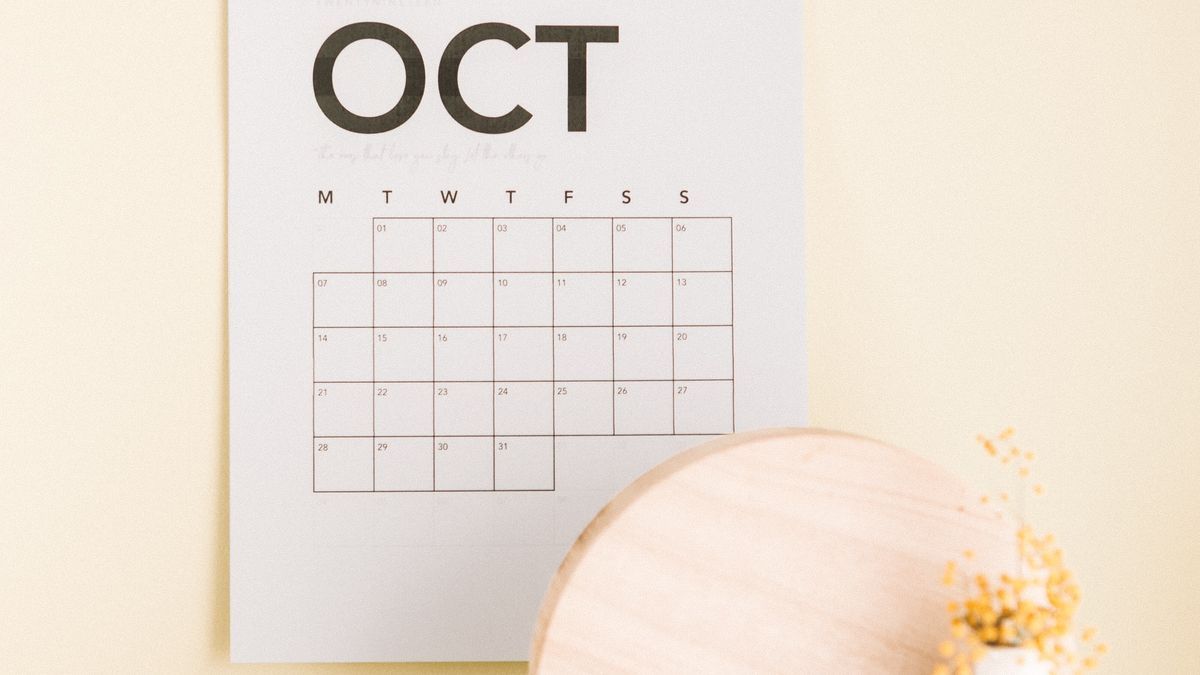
[230,1,804,663]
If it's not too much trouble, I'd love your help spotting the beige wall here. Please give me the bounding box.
[1,2,1195,673]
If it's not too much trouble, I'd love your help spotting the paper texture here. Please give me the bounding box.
[229,1,804,662]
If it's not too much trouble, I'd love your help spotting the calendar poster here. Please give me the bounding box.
[229,1,805,663]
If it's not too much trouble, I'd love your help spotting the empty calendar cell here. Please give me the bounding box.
[614,381,674,435]
[494,273,552,325]
[554,381,614,435]
[554,274,612,326]
[613,218,672,271]
[613,273,672,326]
[494,328,553,381]
[374,273,433,326]
[673,218,732,271]
[434,218,492,271]
[553,219,611,272]
[494,382,553,436]
[374,328,433,381]
[314,328,372,382]
[434,274,493,326]
[494,437,554,491]
[494,219,552,272]
[434,383,493,436]
[554,327,613,381]
[374,383,434,436]
[434,328,492,381]
[673,272,733,325]
[673,326,734,380]
[434,437,494,491]
[374,218,433,272]
[374,437,434,492]
[314,383,373,436]
[314,438,374,492]
[674,380,734,435]
[613,327,673,380]
[314,274,372,327]
[314,219,372,272]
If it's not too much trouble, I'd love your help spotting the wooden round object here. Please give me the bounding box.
[530,428,1013,674]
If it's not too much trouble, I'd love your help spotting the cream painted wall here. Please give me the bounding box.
[1,2,1195,673]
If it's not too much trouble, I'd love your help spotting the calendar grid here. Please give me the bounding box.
[313,217,736,494]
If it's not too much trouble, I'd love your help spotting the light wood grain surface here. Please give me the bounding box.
[531,429,1014,674]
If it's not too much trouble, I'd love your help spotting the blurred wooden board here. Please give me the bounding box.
[531,428,1013,674]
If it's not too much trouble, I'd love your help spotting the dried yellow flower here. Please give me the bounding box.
[933,431,1104,674]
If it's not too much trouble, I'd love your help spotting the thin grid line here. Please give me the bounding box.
[314,324,732,330]
[318,270,731,275]
[314,434,727,439]
[610,218,616,435]
[670,219,676,434]
[311,274,316,493]
[431,219,437,489]
[491,218,496,490]
[550,219,557,491]
[729,218,737,431]
[371,223,377,491]
[316,378,733,385]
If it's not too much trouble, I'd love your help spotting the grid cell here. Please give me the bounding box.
[614,381,674,435]
[673,272,733,325]
[314,382,373,437]
[314,438,374,492]
[374,328,433,381]
[674,380,734,435]
[374,218,433,272]
[434,328,492,381]
[494,382,553,436]
[374,383,433,437]
[613,218,672,271]
[553,219,611,272]
[434,273,492,327]
[314,274,372,327]
[374,273,433,327]
[495,437,554,491]
[314,328,372,382]
[554,273,612,326]
[494,273,552,325]
[434,383,492,436]
[673,218,732,271]
[614,327,673,381]
[673,326,734,380]
[554,381,613,435]
[494,219,552,272]
[434,437,494,491]
[554,327,613,381]
[494,327,553,381]
[374,437,434,491]
[434,218,492,272]
[613,273,672,326]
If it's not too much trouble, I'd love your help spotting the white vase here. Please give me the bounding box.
[971,647,1053,675]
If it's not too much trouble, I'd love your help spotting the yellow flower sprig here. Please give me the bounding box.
[931,430,1107,675]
